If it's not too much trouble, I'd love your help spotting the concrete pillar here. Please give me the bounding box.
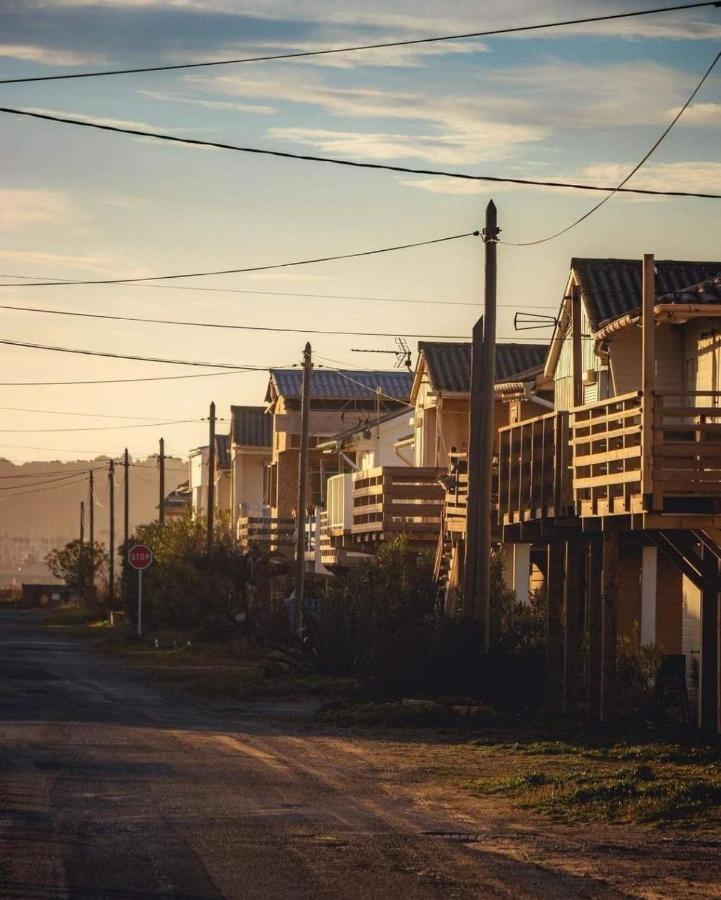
[502,543,531,604]
[641,545,658,646]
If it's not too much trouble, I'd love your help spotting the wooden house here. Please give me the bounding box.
[212,433,231,517]
[497,256,721,731]
[228,405,273,542]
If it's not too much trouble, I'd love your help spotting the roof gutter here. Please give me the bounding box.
[595,303,721,343]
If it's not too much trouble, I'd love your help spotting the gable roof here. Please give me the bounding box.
[572,258,721,330]
[267,369,412,403]
[214,433,230,470]
[416,341,548,394]
[230,405,272,448]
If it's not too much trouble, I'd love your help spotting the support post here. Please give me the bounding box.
[546,541,564,710]
[571,283,583,409]
[700,547,719,734]
[88,469,94,545]
[640,545,658,646]
[137,569,143,638]
[206,402,216,552]
[158,437,165,525]
[108,459,115,605]
[587,536,603,720]
[564,538,583,714]
[601,529,619,722]
[475,200,499,650]
[123,448,130,566]
[513,544,531,604]
[294,342,313,634]
[463,315,484,620]
[641,253,655,509]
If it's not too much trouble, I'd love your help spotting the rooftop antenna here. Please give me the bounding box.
[350,336,412,368]
[513,311,559,331]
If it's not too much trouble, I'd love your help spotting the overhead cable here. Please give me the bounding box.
[0,369,273,386]
[0,419,202,434]
[1,107,717,201]
[501,48,721,246]
[0,232,478,287]
[0,3,716,84]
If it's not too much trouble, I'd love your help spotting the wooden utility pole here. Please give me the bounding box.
[294,342,313,634]
[641,253,656,509]
[88,469,95,544]
[463,315,484,620]
[158,437,166,525]
[108,459,115,605]
[476,200,499,651]
[206,402,216,552]
[123,448,130,564]
[80,501,85,543]
[571,283,583,408]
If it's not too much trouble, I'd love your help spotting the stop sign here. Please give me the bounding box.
[128,544,153,570]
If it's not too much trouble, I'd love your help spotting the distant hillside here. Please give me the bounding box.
[0,455,188,586]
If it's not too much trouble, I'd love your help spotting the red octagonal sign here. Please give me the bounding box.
[128,544,153,570]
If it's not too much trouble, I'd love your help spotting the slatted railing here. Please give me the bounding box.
[238,515,295,551]
[498,411,571,525]
[351,466,444,544]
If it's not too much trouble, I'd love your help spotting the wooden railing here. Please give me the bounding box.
[351,466,444,544]
[497,411,571,525]
[238,515,295,551]
[443,451,499,535]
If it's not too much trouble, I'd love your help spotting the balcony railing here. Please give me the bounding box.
[238,515,295,552]
[497,411,571,525]
[351,465,444,543]
[443,451,500,536]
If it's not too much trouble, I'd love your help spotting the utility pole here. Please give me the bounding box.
[206,402,216,552]
[108,459,115,605]
[463,315,484,622]
[80,501,85,543]
[475,199,499,651]
[294,342,313,634]
[158,437,165,525]
[123,448,130,564]
[88,469,95,544]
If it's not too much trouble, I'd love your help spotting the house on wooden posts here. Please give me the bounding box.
[315,406,414,567]
[212,433,231,517]
[497,256,721,731]
[228,405,272,541]
[239,369,411,551]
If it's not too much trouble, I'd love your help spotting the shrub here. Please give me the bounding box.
[45,539,107,607]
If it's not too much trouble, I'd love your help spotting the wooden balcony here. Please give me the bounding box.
[351,466,444,545]
[238,515,295,552]
[443,451,500,536]
[497,411,572,525]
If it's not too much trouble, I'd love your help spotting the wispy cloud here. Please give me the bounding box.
[0,190,87,232]
[581,160,721,197]
[138,89,276,115]
[0,44,105,66]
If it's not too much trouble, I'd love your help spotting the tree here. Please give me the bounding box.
[45,540,107,606]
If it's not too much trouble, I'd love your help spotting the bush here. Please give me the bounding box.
[45,540,107,607]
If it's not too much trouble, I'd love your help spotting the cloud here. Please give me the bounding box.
[0,44,105,66]
[581,160,721,197]
[0,190,87,232]
[0,249,115,272]
[665,102,721,126]
[137,89,276,114]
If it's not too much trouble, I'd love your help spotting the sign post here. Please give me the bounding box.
[128,543,153,637]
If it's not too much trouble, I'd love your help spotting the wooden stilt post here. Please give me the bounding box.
[546,541,564,709]
[600,530,619,722]
[700,547,719,735]
[564,538,583,714]
[641,254,656,510]
[587,535,603,720]
[463,315,483,621]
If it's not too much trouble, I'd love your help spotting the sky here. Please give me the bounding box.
[0,0,719,465]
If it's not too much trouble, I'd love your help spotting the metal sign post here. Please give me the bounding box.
[128,544,153,638]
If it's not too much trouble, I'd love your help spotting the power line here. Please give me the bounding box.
[0,404,204,421]
[2,106,718,201]
[0,301,472,339]
[0,470,96,492]
[0,419,202,434]
[502,48,721,246]
[0,474,97,499]
[0,369,273,386]
[0,3,715,85]
[0,232,478,287]
[0,467,98,479]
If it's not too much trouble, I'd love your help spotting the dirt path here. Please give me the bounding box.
[0,611,717,898]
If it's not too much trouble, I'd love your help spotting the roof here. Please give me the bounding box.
[214,433,230,470]
[572,258,721,330]
[267,369,412,403]
[417,342,548,394]
[230,405,272,447]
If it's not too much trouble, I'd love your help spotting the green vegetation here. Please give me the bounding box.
[45,539,107,606]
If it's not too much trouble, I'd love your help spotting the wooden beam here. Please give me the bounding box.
[546,541,564,710]
[600,530,619,722]
[700,545,719,735]
[641,253,656,507]
[587,536,603,720]
[564,538,583,714]
[571,282,583,409]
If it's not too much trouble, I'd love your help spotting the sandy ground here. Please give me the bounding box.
[0,610,719,899]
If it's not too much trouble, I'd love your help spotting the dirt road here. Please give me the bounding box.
[0,611,717,898]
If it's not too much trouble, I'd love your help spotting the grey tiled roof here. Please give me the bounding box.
[231,405,272,447]
[572,258,721,330]
[268,369,412,402]
[215,433,230,470]
[418,342,548,393]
